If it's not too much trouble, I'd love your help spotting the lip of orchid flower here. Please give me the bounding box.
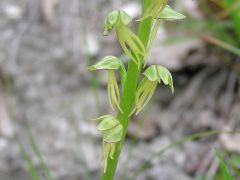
[107,70,122,112]
[135,78,158,114]
[116,25,147,68]
[93,115,123,173]
[133,65,174,114]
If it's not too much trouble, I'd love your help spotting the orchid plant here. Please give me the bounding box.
[89,1,185,179]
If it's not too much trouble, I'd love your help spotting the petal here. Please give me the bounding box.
[97,117,119,131]
[103,124,123,143]
[156,5,186,21]
[107,10,120,26]
[89,56,120,70]
[103,142,111,173]
[119,11,132,25]
[92,115,114,121]
[109,143,116,159]
[143,65,161,82]
[157,65,174,93]
[157,66,170,84]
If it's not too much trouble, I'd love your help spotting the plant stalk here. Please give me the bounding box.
[102,0,153,179]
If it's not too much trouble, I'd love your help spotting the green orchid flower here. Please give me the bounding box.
[93,115,123,173]
[89,56,126,112]
[104,10,147,68]
[134,65,174,114]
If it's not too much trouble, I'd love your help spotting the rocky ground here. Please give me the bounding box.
[0,0,239,180]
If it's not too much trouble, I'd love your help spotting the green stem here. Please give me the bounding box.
[102,1,153,179]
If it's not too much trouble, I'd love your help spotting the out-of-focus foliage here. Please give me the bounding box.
[175,0,240,55]
[215,148,234,180]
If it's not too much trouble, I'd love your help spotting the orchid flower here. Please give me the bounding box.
[104,10,147,68]
[89,56,126,112]
[93,115,123,173]
[134,65,174,114]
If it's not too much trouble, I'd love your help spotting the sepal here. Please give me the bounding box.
[144,65,174,93]
[104,10,132,35]
[88,56,120,70]
[96,115,119,131]
[156,5,185,20]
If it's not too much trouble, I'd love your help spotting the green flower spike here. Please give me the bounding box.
[135,65,174,114]
[89,56,126,112]
[104,10,147,68]
[94,115,123,173]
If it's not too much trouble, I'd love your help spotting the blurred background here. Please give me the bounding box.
[0,0,240,179]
